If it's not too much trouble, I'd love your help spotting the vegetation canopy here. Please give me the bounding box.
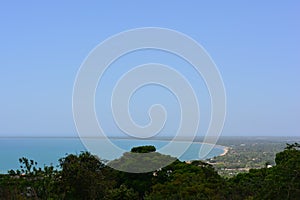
[0,143,299,199]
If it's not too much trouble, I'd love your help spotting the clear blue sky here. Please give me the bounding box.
[0,1,299,137]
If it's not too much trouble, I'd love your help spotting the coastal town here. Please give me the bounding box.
[206,137,288,177]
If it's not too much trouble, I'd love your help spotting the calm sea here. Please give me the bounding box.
[0,138,225,174]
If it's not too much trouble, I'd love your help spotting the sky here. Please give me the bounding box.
[0,1,299,137]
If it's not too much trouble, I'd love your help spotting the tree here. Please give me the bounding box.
[146,159,227,200]
[261,143,300,199]
[109,146,176,198]
[105,184,139,200]
[59,152,111,199]
[108,145,176,173]
[131,146,156,153]
[229,143,300,200]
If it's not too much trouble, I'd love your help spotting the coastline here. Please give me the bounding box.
[0,138,229,173]
[219,146,229,156]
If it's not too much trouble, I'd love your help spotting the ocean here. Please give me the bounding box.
[0,138,225,174]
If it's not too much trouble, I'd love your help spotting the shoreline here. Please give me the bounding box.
[0,139,230,173]
[219,147,229,156]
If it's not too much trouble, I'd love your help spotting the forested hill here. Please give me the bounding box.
[0,143,299,199]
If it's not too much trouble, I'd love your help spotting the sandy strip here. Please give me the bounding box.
[219,147,229,156]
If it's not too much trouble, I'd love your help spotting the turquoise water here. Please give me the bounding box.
[0,138,225,174]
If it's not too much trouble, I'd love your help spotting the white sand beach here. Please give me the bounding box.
[219,147,229,156]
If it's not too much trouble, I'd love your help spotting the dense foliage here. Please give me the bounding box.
[0,143,299,199]
[131,146,156,153]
